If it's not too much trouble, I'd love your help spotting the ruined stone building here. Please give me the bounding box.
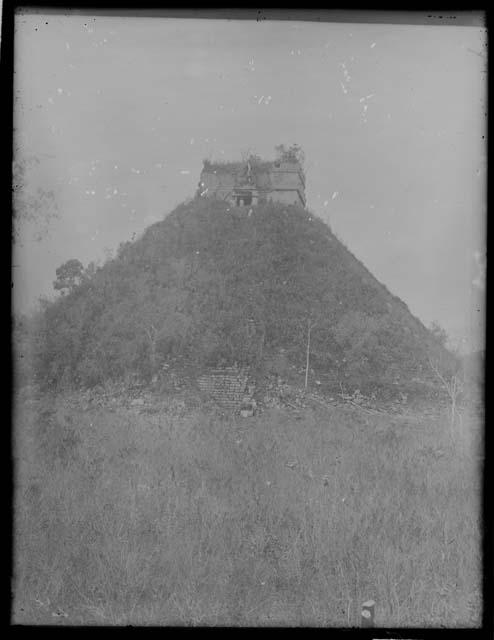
[196,148,306,208]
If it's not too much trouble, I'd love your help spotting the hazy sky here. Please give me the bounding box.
[13,12,486,351]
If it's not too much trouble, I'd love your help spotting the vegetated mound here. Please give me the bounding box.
[25,198,455,397]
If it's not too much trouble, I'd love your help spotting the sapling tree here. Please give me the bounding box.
[290,266,338,389]
[144,324,160,375]
[429,357,464,433]
[304,318,318,389]
[299,307,332,389]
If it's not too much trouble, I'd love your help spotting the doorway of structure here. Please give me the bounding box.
[235,194,252,207]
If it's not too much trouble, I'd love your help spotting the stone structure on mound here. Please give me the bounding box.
[196,145,306,208]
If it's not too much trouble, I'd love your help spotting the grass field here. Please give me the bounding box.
[12,388,482,626]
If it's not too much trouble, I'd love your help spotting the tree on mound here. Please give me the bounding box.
[26,198,456,393]
[53,259,85,294]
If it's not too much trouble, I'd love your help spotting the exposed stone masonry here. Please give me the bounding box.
[197,365,252,409]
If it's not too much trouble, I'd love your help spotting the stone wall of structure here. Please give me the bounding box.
[268,190,303,206]
[197,366,252,409]
[199,171,235,200]
[270,168,303,190]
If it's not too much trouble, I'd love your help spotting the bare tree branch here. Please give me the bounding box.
[429,357,464,433]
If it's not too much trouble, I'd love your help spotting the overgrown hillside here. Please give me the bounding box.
[23,198,455,394]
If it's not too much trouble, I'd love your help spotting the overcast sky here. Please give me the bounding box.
[12,12,486,352]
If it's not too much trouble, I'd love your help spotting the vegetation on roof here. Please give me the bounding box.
[202,145,305,175]
[202,156,273,174]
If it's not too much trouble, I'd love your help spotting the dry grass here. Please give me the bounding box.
[12,390,482,626]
